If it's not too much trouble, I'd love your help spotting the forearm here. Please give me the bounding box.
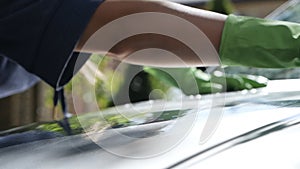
[75,0,227,67]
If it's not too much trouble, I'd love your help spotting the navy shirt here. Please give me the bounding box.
[0,0,104,98]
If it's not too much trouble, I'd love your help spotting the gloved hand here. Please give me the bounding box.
[220,14,300,68]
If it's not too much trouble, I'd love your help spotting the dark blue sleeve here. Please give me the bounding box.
[0,0,104,90]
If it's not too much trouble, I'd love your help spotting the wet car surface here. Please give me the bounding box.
[1,79,300,169]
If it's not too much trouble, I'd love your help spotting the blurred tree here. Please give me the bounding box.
[206,0,235,15]
[113,65,152,106]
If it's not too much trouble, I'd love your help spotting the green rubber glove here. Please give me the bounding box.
[220,14,300,68]
[144,67,268,95]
